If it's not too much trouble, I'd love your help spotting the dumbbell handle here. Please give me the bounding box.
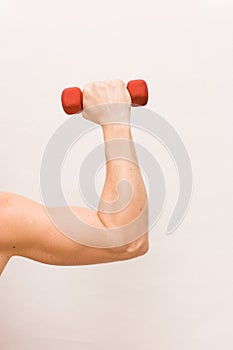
[61,79,148,115]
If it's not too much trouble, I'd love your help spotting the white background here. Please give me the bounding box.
[0,0,233,349]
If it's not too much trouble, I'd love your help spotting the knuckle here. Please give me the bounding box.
[112,79,124,86]
[83,83,92,93]
[94,81,103,87]
[104,79,111,85]
[116,79,125,85]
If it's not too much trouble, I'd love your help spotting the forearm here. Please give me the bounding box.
[98,123,148,230]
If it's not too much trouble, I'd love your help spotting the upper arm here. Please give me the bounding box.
[0,192,130,267]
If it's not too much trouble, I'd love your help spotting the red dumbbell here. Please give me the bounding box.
[61,79,148,115]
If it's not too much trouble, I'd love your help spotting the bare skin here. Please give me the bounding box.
[0,80,149,276]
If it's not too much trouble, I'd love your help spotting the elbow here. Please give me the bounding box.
[99,208,149,262]
[107,232,149,264]
[122,232,149,261]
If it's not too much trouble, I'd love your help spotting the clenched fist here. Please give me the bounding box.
[82,80,132,125]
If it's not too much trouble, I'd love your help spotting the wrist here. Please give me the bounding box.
[102,123,132,139]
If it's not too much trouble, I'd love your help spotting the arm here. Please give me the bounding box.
[0,192,147,275]
[0,80,149,275]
